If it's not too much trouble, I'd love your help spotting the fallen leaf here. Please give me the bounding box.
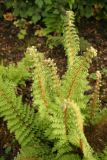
[34,28,46,37]
[3,12,13,21]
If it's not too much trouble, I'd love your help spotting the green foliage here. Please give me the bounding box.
[45,35,91,51]
[95,9,107,20]
[4,0,75,37]
[72,0,107,21]
[94,4,107,20]
[18,29,26,39]
[0,156,5,160]
[79,37,91,52]
[89,73,97,80]
[89,67,107,82]
[45,35,64,49]
[14,18,32,39]
[14,19,28,28]
[101,67,107,75]
[4,0,107,43]
[4,0,13,8]
[0,11,107,160]
[5,146,11,154]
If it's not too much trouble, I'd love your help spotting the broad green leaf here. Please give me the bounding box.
[35,0,43,8]
[5,146,11,154]
[27,8,34,16]
[20,29,26,35]
[32,15,41,24]
[53,9,59,14]
[89,73,97,80]
[4,1,12,8]
[18,33,24,39]
[85,6,94,18]
[44,0,52,4]
[45,4,53,11]
[0,156,5,160]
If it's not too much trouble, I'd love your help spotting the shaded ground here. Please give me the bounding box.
[0,3,107,160]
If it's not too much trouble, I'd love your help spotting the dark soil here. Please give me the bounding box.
[0,2,107,160]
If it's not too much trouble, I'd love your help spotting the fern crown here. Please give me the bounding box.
[0,11,106,160]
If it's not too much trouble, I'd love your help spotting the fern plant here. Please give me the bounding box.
[0,11,107,160]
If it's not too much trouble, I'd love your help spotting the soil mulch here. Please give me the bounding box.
[0,2,107,160]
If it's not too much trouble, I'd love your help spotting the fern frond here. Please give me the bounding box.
[60,47,97,110]
[63,11,80,67]
[63,100,95,160]
[14,144,54,160]
[0,77,37,147]
[43,13,63,35]
[46,35,64,47]
[84,70,107,127]
[25,47,62,110]
[0,59,31,86]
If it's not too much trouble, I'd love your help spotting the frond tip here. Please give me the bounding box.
[88,46,97,57]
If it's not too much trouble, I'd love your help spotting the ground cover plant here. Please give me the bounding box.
[0,10,107,160]
[72,0,107,22]
[4,0,107,32]
[4,0,74,35]
[3,0,107,50]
